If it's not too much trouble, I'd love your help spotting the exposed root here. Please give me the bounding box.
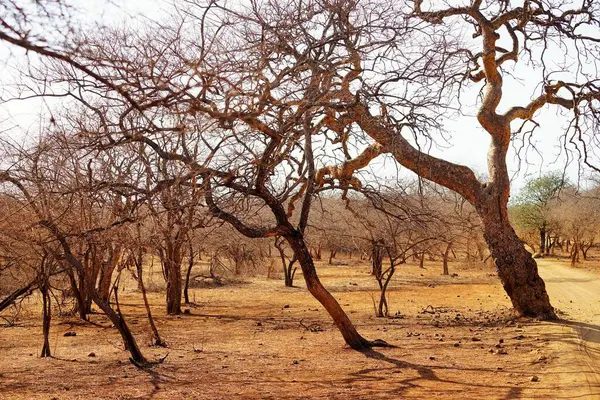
[349,336,396,350]
[368,338,397,348]
[129,352,169,370]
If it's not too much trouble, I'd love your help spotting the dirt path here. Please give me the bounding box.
[537,260,600,399]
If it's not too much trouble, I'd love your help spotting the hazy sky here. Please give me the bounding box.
[0,0,591,194]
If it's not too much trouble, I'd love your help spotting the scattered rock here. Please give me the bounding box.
[256,321,263,327]
[63,331,76,337]
[292,360,299,365]
[283,304,290,309]
[471,337,481,342]
[453,343,460,347]
[429,356,436,360]
[88,352,96,357]
[530,375,539,382]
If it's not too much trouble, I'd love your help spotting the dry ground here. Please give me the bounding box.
[1,256,599,399]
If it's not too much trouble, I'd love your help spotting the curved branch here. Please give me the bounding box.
[352,105,482,204]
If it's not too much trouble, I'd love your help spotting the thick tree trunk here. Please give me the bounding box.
[286,233,372,350]
[98,246,121,302]
[162,244,183,315]
[478,200,556,319]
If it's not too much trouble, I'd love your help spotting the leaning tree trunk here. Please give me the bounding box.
[286,232,373,350]
[135,251,165,347]
[478,199,556,319]
[61,253,147,364]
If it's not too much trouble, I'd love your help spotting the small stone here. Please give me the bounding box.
[498,338,504,344]
[88,352,96,357]
[292,360,299,365]
[453,343,460,347]
[472,337,481,342]
[530,375,539,382]
[63,331,76,337]
[429,356,436,360]
[283,304,290,309]
[256,321,263,326]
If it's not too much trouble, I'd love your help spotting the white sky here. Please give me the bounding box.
[0,0,592,195]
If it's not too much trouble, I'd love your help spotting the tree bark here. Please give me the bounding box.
[184,242,194,304]
[40,279,51,358]
[328,247,338,265]
[0,280,36,312]
[161,243,183,315]
[442,242,451,276]
[135,250,165,347]
[539,226,546,255]
[286,232,372,349]
[371,240,383,278]
[478,199,556,319]
[98,246,121,302]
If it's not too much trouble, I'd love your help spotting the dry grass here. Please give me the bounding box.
[0,257,585,399]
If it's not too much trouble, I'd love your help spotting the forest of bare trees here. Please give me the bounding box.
[1,0,600,398]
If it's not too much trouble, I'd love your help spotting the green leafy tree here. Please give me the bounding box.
[512,172,566,255]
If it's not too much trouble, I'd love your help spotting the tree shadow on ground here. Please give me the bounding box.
[556,319,600,344]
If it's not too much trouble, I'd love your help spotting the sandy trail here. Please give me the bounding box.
[537,260,600,399]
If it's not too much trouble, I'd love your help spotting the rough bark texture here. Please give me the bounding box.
[98,246,121,302]
[478,198,556,319]
[162,243,183,315]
